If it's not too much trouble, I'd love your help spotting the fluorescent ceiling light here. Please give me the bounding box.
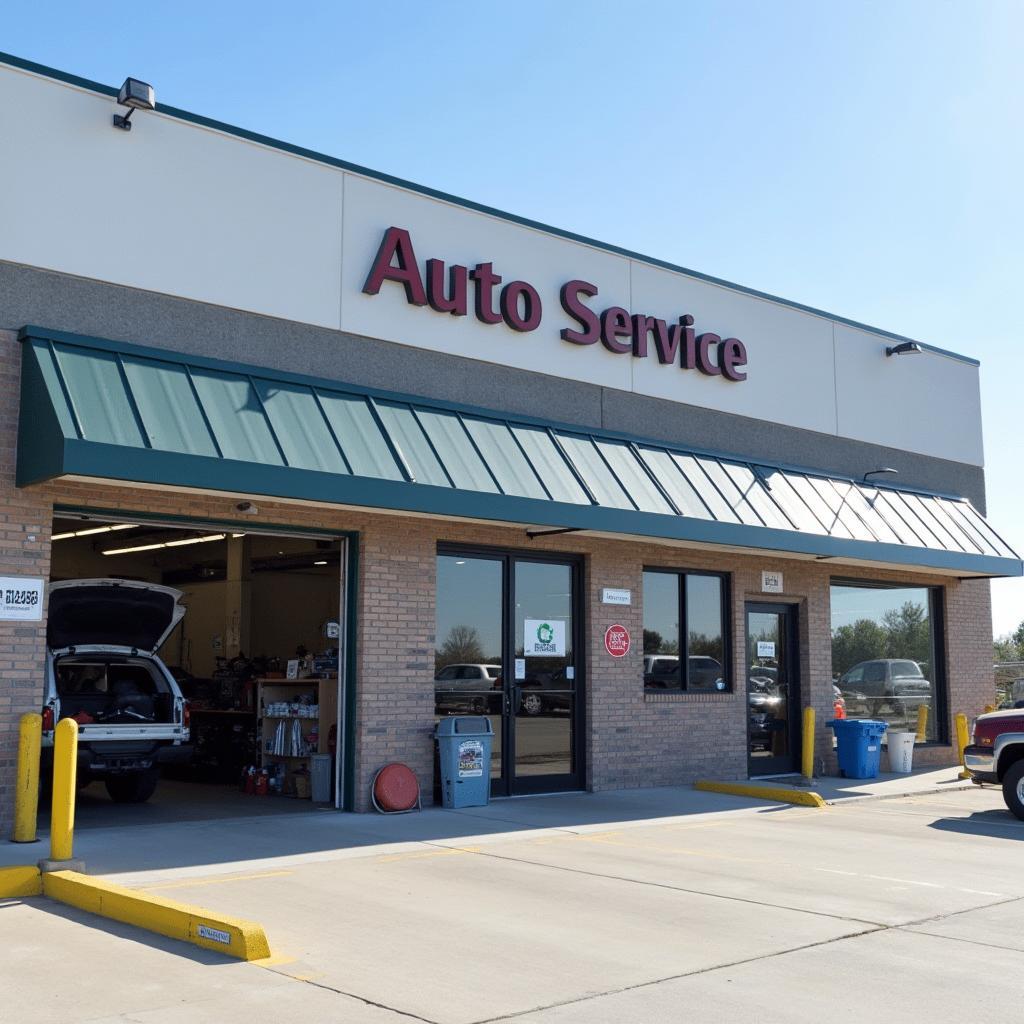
[52,523,135,541]
[314,560,328,566]
[102,533,226,556]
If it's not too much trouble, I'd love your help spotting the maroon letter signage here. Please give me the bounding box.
[363,227,749,382]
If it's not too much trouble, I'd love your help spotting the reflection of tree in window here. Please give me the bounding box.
[643,629,679,655]
[436,624,485,671]
[831,600,931,675]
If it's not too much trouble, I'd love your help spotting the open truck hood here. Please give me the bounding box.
[47,578,185,654]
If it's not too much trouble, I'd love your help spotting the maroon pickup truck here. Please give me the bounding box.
[964,709,1024,820]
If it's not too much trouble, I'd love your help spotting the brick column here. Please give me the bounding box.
[0,330,53,835]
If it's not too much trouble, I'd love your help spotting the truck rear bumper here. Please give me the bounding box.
[43,742,193,777]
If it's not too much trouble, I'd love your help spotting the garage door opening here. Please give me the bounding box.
[45,512,350,827]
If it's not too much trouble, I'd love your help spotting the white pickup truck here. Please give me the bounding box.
[41,579,191,803]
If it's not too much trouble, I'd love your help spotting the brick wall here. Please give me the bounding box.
[0,331,999,826]
[0,330,53,832]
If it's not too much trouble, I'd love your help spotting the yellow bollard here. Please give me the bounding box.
[13,713,42,843]
[801,706,815,780]
[954,712,971,780]
[50,718,78,862]
[916,705,929,743]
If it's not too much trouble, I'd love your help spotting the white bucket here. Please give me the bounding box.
[888,731,916,773]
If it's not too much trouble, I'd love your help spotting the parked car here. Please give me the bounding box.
[434,663,501,715]
[837,659,931,714]
[964,708,1024,820]
[644,654,724,690]
[42,579,191,803]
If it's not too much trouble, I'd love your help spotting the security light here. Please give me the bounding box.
[885,341,922,357]
[863,467,898,483]
[113,77,156,131]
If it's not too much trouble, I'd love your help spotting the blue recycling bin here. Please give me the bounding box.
[828,718,888,779]
[436,717,494,808]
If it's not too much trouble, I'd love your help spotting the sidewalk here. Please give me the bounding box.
[751,765,975,804]
[1,769,970,880]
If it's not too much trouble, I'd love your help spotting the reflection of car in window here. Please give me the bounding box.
[837,659,931,714]
[644,655,723,690]
[434,664,501,715]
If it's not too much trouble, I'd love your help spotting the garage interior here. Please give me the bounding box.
[47,514,344,826]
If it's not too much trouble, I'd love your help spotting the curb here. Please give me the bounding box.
[0,864,42,898]
[694,780,826,809]
[821,780,977,806]
[42,870,271,961]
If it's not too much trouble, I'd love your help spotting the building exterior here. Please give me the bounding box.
[0,52,1018,830]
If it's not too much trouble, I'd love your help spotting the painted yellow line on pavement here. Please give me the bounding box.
[43,870,271,961]
[0,865,42,899]
[376,845,480,863]
[141,870,294,892]
[695,780,826,808]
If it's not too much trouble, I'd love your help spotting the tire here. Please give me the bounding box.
[105,770,159,804]
[1001,759,1024,822]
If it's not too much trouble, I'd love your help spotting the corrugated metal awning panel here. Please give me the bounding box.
[18,326,1021,576]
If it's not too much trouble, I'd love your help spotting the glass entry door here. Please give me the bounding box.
[434,549,583,795]
[746,603,801,776]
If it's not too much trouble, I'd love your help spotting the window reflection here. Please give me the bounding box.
[513,562,575,776]
[435,555,503,777]
[643,570,728,691]
[830,583,940,741]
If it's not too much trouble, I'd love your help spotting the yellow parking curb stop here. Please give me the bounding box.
[0,865,43,899]
[42,870,271,961]
[694,780,826,808]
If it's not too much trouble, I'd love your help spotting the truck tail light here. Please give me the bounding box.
[41,706,54,732]
[182,702,190,729]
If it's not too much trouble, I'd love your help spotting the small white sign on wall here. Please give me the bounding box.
[601,588,632,606]
[761,570,784,594]
[0,577,44,621]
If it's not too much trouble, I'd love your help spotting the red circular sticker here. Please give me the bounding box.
[604,624,630,658]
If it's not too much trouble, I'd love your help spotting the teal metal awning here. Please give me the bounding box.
[18,326,1022,577]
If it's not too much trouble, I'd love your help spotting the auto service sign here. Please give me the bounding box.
[604,623,630,658]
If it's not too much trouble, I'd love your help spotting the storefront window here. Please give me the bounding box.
[642,570,728,691]
[830,581,943,741]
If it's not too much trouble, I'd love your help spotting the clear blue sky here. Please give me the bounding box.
[5,1,1022,634]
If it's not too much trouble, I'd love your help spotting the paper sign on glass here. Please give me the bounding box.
[757,640,776,658]
[523,619,566,657]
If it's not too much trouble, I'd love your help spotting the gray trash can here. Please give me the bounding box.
[310,753,332,803]
[435,717,494,808]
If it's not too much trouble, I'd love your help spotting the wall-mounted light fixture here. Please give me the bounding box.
[863,467,898,483]
[885,341,923,357]
[113,77,156,131]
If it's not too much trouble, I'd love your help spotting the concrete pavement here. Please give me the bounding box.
[2,783,1022,1022]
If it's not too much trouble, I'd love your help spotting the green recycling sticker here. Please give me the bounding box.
[524,618,565,656]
